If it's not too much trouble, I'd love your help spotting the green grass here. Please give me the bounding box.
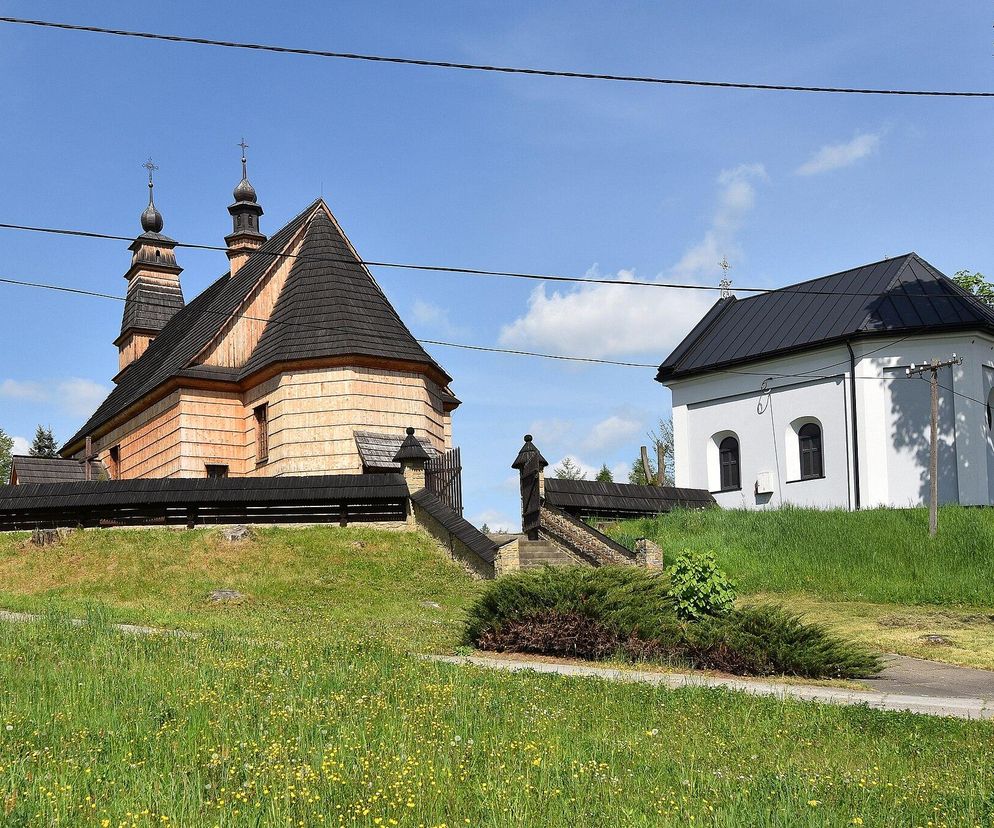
[609,506,994,605]
[0,526,480,651]
[0,524,992,825]
[1,618,993,827]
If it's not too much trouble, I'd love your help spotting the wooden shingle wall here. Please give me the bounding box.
[76,364,449,479]
[243,365,449,477]
[199,229,306,369]
[74,390,185,479]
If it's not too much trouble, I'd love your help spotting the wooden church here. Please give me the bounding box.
[57,154,460,479]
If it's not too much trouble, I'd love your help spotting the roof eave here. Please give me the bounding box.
[657,323,994,383]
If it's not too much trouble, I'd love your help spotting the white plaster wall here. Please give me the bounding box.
[668,333,994,510]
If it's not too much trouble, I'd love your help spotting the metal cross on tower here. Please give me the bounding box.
[142,157,158,185]
[237,138,249,177]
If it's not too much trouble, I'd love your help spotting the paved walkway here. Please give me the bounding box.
[429,653,994,720]
[862,654,994,700]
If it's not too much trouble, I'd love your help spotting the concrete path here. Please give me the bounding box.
[862,654,994,700]
[429,653,994,720]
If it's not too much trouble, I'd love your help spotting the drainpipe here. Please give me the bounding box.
[846,341,861,510]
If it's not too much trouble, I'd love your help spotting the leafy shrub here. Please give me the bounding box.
[465,566,880,678]
[686,606,881,677]
[464,565,677,645]
[669,549,736,620]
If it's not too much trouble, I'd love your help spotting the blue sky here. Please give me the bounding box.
[0,2,992,528]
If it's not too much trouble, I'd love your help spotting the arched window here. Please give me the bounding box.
[798,422,823,479]
[718,436,740,491]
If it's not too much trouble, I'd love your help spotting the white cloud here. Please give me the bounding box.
[0,379,48,402]
[498,163,765,358]
[581,414,642,453]
[411,300,466,338]
[56,378,109,418]
[526,417,574,449]
[796,132,881,176]
[11,435,30,455]
[0,376,109,418]
[469,508,519,534]
[670,163,768,278]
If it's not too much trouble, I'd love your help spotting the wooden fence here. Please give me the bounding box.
[425,448,463,515]
[0,474,409,532]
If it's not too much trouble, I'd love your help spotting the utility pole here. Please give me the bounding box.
[906,354,963,537]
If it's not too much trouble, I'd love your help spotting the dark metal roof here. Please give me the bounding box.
[354,431,439,471]
[0,473,407,510]
[657,253,994,382]
[410,488,498,563]
[9,456,106,485]
[65,199,451,453]
[544,478,715,516]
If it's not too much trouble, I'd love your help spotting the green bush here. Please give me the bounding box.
[687,606,881,678]
[465,566,880,678]
[669,549,736,620]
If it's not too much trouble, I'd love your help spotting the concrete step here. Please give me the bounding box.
[517,538,577,568]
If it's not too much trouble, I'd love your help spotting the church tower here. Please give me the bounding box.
[225,140,266,275]
[115,159,184,378]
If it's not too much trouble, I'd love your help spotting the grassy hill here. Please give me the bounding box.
[609,506,994,668]
[0,524,992,825]
[0,526,480,651]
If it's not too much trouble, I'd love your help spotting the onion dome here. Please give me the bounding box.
[233,174,257,203]
[141,198,163,233]
[140,158,164,233]
[233,143,257,203]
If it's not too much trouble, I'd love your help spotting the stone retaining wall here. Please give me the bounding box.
[538,505,639,567]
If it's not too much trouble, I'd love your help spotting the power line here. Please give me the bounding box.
[0,220,982,301]
[2,16,992,98]
[1,273,985,409]
[0,275,657,369]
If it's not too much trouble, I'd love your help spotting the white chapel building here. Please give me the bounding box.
[656,253,994,510]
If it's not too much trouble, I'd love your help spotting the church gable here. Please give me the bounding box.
[239,204,447,382]
[195,211,312,369]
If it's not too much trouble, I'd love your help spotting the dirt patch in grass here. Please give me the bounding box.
[752,592,994,671]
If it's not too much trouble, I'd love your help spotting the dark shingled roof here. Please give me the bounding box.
[544,478,715,517]
[511,435,548,470]
[0,473,408,510]
[120,279,185,335]
[9,456,106,485]
[354,431,439,471]
[64,200,451,453]
[410,488,498,564]
[393,428,432,463]
[656,253,994,382]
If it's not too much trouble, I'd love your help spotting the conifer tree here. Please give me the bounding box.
[28,425,58,459]
[0,428,13,484]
